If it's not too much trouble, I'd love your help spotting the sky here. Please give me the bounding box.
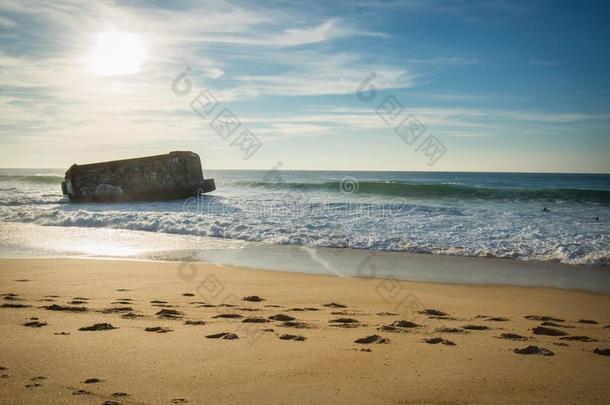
[0,0,609,173]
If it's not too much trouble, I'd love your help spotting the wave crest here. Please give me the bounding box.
[0,175,63,184]
[236,180,610,203]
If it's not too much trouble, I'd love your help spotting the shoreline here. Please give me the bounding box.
[2,255,610,297]
[1,257,609,404]
[2,222,609,294]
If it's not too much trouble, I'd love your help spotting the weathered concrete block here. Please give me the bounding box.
[61,151,215,202]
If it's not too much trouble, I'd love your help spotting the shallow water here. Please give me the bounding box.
[2,223,609,293]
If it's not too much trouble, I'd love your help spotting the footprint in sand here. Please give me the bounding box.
[525,315,564,322]
[378,320,420,332]
[182,293,195,297]
[541,321,573,328]
[69,300,87,305]
[145,326,173,333]
[578,319,598,324]
[242,317,269,323]
[84,378,102,384]
[44,304,87,312]
[391,320,420,328]
[102,307,134,314]
[156,309,183,319]
[513,345,554,356]
[23,320,47,328]
[355,335,389,344]
[111,392,129,398]
[238,307,259,312]
[323,302,347,308]
[423,337,456,346]
[171,399,188,404]
[79,323,117,331]
[475,315,509,322]
[279,334,306,341]
[462,325,491,331]
[328,318,360,327]
[268,314,295,322]
[280,321,311,329]
[121,312,144,319]
[435,327,467,334]
[1,303,31,308]
[419,308,448,317]
[206,332,239,340]
[102,401,120,405]
[213,314,243,319]
[498,333,529,341]
[242,295,265,302]
[72,389,91,395]
[532,326,569,336]
[593,348,610,356]
[560,335,597,342]
[54,332,70,335]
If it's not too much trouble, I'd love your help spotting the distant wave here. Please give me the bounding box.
[235,180,610,204]
[0,175,63,184]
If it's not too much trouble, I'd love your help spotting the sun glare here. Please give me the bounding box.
[88,32,144,76]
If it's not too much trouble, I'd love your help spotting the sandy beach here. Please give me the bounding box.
[2,0,610,403]
[0,257,609,404]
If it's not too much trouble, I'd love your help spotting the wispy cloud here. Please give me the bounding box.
[1,0,607,172]
[0,0,412,138]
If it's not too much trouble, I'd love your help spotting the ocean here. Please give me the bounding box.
[0,168,609,267]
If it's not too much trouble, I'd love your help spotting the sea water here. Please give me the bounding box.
[1,168,608,267]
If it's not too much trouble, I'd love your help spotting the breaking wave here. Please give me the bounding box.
[236,180,610,204]
[0,175,63,184]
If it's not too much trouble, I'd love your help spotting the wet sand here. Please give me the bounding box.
[1,258,609,404]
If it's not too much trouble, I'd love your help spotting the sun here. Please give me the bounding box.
[88,32,144,76]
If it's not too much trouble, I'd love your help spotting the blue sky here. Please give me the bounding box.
[0,0,609,172]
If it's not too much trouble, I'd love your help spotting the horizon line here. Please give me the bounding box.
[1,167,609,175]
